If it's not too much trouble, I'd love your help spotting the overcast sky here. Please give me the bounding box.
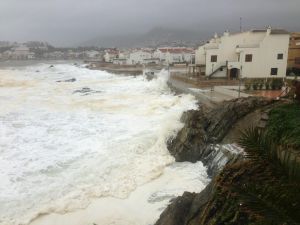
[0,0,299,46]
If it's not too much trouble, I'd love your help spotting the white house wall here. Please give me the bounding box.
[196,29,289,78]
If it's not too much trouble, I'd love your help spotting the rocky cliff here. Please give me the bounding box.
[168,97,272,164]
[156,97,275,225]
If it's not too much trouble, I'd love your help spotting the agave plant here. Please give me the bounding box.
[237,127,300,224]
[238,126,300,180]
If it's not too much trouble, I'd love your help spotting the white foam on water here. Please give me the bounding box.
[0,64,209,225]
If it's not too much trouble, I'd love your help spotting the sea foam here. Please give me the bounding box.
[0,64,209,225]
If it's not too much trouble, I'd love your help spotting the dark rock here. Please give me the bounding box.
[72,87,101,95]
[56,78,76,83]
[156,97,275,225]
[155,192,197,225]
[156,183,215,225]
[167,97,273,163]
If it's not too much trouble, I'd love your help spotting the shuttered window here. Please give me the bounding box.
[211,55,217,62]
[271,68,278,76]
[245,54,253,62]
[277,54,283,60]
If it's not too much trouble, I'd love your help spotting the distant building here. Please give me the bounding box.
[195,27,290,79]
[165,48,194,64]
[104,49,119,63]
[11,45,35,59]
[143,58,160,65]
[127,49,153,65]
[2,50,13,59]
[154,47,195,65]
[85,50,100,59]
[43,51,65,59]
[113,58,127,65]
[288,32,300,73]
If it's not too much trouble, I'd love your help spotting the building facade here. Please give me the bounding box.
[154,47,195,65]
[195,27,290,79]
[104,49,119,63]
[288,32,300,72]
[127,50,153,65]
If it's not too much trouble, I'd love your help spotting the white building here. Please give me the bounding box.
[113,58,127,65]
[154,47,195,65]
[143,58,160,65]
[195,27,290,79]
[11,45,35,59]
[85,50,100,59]
[104,49,119,63]
[127,50,153,65]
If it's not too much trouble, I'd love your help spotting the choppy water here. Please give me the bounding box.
[0,63,209,225]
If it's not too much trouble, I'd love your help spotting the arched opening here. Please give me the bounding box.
[229,68,239,80]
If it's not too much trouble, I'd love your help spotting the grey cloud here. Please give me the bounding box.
[0,0,299,46]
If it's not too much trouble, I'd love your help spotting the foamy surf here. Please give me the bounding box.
[0,63,209,225]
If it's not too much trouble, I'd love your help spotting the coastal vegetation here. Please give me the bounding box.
[235,102,300,224]
[244,78,284,91]
[156,98,300,225]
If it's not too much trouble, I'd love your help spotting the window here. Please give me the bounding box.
[271,68,278,76]
[277,53,283,60]
[245,54,253,62]
[211,55,217,62]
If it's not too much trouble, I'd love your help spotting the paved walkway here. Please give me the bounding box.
[168,78,250,107]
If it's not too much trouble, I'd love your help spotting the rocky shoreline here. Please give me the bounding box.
[155,97,276,225]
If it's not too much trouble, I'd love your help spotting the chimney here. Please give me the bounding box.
[267,25,272,35]
[214,32,218,39]
[224,30,230,37]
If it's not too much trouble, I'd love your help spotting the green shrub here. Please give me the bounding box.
[252,82,258,90]
[267,103,300,149]
[271,79,284,90]
[265,81,271,90]
[244,79,252,90]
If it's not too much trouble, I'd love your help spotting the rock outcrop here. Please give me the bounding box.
[168,97,272,163]
[156,161,279,225]
[156,97,275,225]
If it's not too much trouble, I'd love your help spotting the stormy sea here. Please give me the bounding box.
[0,62,209,225]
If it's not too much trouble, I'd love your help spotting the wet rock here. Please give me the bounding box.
[72,87,101,95]
[167,97,273,164]
[56,78,76,83]
[202,144,244,177]
[155,192,197,225]
[73,87,92,93]
[156,97,275,225]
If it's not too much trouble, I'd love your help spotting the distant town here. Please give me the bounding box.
[1,27,300,80]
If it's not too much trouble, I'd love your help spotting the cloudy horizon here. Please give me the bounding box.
[1,0,299,46]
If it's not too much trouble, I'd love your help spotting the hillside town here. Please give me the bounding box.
[1,28,299,81]
[1,27,300,101]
